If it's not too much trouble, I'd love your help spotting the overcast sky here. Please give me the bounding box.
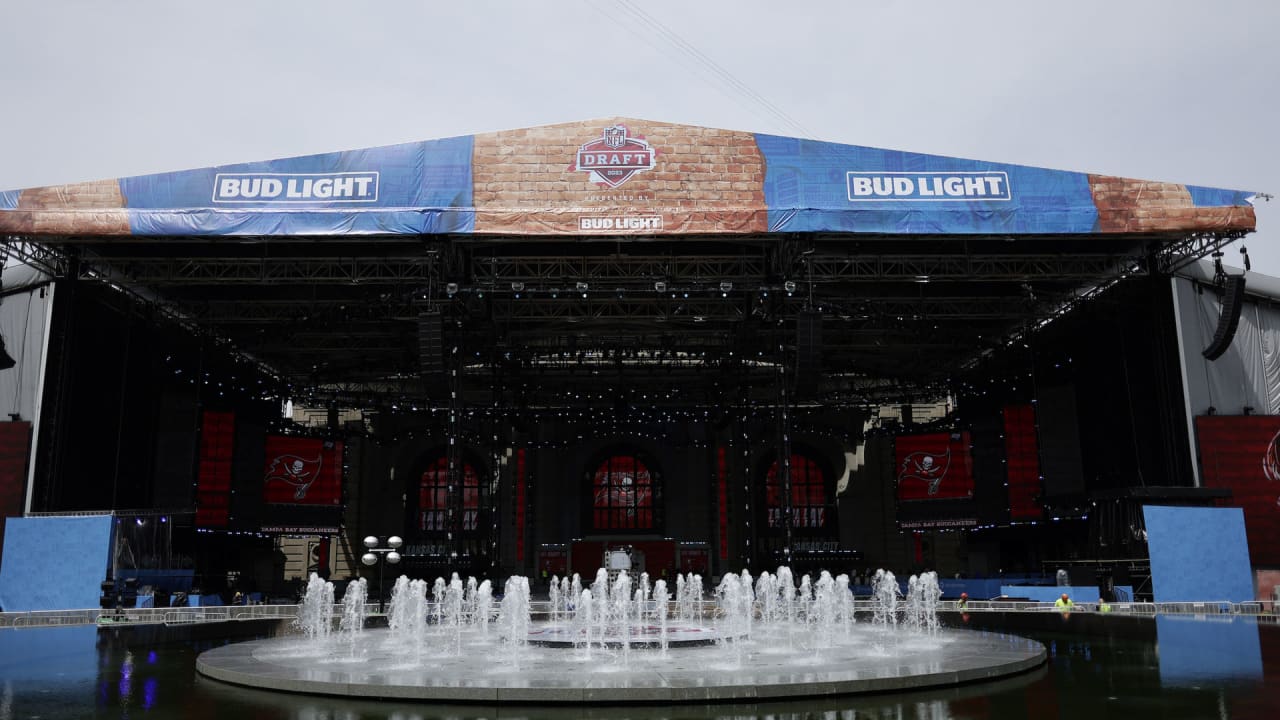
[1,1,1276,270]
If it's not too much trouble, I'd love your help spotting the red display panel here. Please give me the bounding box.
[196,411,234,527]
[0,422,32,563]
[0,422,30,517]
[591,454,655,530]
[1003,405,1043,520]
[1196,416,1280,565]
[764,454,829,528]
[262,436,343,505]
[418,457,481,531]
[895,432,974,501]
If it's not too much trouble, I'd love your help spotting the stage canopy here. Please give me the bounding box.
[0,118,1260,403]
[0,117,1255,239]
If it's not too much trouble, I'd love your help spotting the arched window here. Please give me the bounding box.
[765,454,829,529]
[591,453,659,531]
[418,457,482,532]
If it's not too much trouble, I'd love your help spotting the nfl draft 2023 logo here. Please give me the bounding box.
[570,125,656,188]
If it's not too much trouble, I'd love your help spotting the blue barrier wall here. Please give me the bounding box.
[1144,505,1253,603]
[1000,585,1099,603]
[0,516,113,611]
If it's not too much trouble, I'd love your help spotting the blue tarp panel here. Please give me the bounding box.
[0,516,113,611]
[1144,505,1254,603]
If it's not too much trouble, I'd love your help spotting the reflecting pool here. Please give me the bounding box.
[1,612,1277,719]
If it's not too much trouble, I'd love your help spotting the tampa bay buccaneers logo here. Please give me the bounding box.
[1263,430,1280,510]
[898,449,951,495]
[265,454,322,500]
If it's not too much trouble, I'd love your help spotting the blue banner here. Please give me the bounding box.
[119,135,474,236]
[0,117,1255,238]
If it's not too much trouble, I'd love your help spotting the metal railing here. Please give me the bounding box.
[1,597,1276,631]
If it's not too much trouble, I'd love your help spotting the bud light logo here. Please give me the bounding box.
[213,172,379,203]
[569,125,656,188]
[847,171,1011,202]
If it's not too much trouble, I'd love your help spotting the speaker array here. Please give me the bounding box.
[1202,275,1247,360]
[418,311,444,374]
[795,310,822,396]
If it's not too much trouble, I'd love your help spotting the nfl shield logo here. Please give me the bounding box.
[570,124,657,188]
[602,125,628,149]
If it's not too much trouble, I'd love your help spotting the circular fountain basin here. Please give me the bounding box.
[197,623,1046,704]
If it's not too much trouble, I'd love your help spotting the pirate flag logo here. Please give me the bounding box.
[898,448,951,495]
[265,453,323,500]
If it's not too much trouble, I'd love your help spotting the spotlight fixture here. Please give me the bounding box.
[576,281,589,292]
[719,282,733,293]
[510,281,525,292]
[654,281,667,293]
[784,280,797,293]
[446,282,459,296]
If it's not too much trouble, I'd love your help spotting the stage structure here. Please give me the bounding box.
[0,118,1260,592]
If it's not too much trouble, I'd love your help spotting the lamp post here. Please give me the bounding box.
[361,535,402,613]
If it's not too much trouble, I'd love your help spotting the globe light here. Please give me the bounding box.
[387,536,403,549]
[363,535,378,549]
[361,552,377,566]
[386,551,402,564]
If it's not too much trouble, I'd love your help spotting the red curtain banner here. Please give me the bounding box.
[262,436,343,506]
[196,412,234,527]
[0,422,32,563]
[1003,405,1043,520]
[515,448,526,562]
[717,447,729,559]
[1196,416,1280,565]
[895,432,975,502]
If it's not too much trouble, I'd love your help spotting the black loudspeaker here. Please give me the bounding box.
[796,310,822,396]
[1202,275,1247,360]
[418,311,444,374]
[1067,566,1095,587]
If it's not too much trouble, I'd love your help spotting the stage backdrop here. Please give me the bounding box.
[1195,415,1280,566]
[0,515,112,611]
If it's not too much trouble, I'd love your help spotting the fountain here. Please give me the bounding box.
[293,573,336,642]
[199,564,1046,703]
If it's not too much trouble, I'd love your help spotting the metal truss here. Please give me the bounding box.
[467,252,1137,288]
[487,295,1035,322]
[1153,231,1247,274]
[1,236,71,277]
[192,300,414,324]
[84,256,440,286]
[471,255,770,287]
[798,253,1135,283]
